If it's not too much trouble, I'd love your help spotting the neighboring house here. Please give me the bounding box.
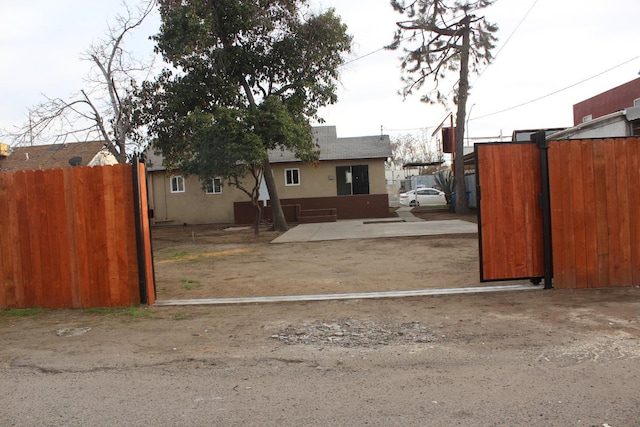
[144,148,249,225]
[145,126,393,225]
[0,141,118,172]
[548,106,640,140]
[573,77,640,125]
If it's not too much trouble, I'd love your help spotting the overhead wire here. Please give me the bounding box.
[472,55,640,121]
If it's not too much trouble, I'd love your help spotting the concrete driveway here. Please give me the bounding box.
[271,207,478,243]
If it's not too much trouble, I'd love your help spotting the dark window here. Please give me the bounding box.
[336,165,369,195]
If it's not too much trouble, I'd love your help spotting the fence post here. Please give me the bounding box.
[534,131,554,289]
[131,155,149,304]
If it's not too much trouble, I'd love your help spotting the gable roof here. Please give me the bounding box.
[268,126,392,163]
[146,126,394,171]
[0,141,116,172]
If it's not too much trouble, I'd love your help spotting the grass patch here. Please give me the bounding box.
[181,279,202,290]
[173,313,188,321]
[82,306,156,318]
[0,308,46,318]
[157,248,252,264]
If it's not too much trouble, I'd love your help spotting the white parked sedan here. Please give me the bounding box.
[399,188,446,207]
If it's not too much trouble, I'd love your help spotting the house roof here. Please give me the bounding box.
[268,126,392,163]
[146,126,394,171]
[0,141,115,172]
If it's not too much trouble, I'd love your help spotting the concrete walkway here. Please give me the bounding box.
[155,284,540,306]
[271,208,477,243]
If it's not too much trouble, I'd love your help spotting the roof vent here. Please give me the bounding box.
[69,156,83,167]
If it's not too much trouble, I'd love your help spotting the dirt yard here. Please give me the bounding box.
[3,209,640,425]
[151,209,492,300]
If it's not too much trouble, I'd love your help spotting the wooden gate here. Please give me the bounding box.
[0,162,155,309]
[476,143,544,282]
[477,136,640,289]
[548,138,640,288]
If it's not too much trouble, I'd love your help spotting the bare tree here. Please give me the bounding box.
[388,0,498,213]
[390,131,443,166]
[2,1,156,162]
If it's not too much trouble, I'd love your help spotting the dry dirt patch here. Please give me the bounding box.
[151,209,499,300]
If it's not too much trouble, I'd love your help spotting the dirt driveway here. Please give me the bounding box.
[3,210,640,425]
[151,210,499,301]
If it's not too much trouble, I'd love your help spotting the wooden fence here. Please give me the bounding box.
[477,136,640,290]
[548,138,640,288]
[0,163,155,309]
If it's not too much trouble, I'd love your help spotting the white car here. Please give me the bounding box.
[399,188,446,207]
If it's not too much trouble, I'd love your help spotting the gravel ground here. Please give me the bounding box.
[2,288,640,426]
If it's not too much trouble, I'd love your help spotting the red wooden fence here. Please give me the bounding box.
[0,164,154,309]
[477,137,640,289]
[548,138,640,289]
[476,143,545,281]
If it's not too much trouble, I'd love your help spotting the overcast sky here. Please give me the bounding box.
[1,0,639,146]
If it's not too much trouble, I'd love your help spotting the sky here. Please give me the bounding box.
[1,0,639,147]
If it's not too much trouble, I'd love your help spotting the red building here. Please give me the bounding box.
[572,77,640,125]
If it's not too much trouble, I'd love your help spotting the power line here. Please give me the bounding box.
[472,55,640,121]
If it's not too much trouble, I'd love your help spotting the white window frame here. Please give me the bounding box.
[284,168,300,186]
[170,175,185,193]
[634,98,640,108]
[206,177,223,194]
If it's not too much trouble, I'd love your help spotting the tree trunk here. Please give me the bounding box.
[262,158,289,232]
[252,197,262,235]
[454,17,471,214]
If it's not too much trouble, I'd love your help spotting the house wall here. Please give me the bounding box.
[147,159,388,226]
[573,77,640,125]
[147,171,247,225]
[549,113,631,140]
[270,159,387,198]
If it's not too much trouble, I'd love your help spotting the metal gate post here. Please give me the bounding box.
[533,131,554,289]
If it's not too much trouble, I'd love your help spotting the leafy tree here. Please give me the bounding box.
[143,0,352,232]
[387,0,498,213]
[2,2,156,162]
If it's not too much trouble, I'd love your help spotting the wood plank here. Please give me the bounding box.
[478,145,497,280]
[549,141,573,288]
[49,168,73,308]
[614,139,632,286]
[523,144,541,276]
[591,140,610,287]
[71,167,92,307]
[28,170,47,306]
[508,145,527,277]
[12,172,36,306]
[604,140,622,287]
[580,141,599,288]
[62,169,80,308]
[0,172,14,308]
[102,166,121,306]
[570,140,588,289]
[628,138,640,286]
[139,163,156,305]
[111,165,131,305]
[88,167,109,306]
[120,165,141,305]
[6,172,26,306]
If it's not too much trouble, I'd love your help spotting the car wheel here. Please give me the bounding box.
[409,200,416,207]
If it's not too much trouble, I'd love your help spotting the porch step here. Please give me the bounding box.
[297,208,337,223]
